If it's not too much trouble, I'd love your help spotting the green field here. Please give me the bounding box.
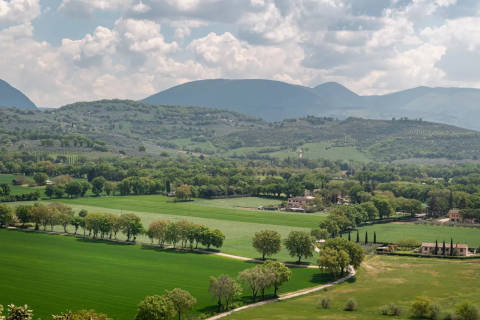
[0,174,43,195]
[42,196,322,263]
[301,142,370,162]
[56,195,322,228]
[355,223,480,247]
[193,197,283,210]
[226,255,480,319]
[0,229,328,320]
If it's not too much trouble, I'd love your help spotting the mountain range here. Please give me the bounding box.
[143,79,480,130]
[0,79,37,110]
[2,76,480,131]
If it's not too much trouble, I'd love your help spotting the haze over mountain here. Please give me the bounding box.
[0,79,37,110]
[143,79,480,130]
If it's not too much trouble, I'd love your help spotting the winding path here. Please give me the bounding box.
[206,266,356,320]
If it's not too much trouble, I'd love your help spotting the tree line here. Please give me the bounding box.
[0,203,225,249]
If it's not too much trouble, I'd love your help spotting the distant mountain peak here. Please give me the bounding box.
[0,79,37,110]
[141,78,480,130]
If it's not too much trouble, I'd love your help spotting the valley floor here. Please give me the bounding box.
[224,255,480,320]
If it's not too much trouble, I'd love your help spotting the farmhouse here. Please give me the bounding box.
[448,209,462,222]
[420,242,469,256]
[449,208,479,224]
[286,196,315,211]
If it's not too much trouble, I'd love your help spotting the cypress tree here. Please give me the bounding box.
[356,230,359,243]
[442,241,446,255]
[434,240,438,255]
[365,231,368,244]
[373,232,377,244]
[450,238,454,256]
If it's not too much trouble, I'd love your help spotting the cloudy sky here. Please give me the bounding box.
[1,0,480,107]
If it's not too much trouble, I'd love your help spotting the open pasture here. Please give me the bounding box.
[193,197,283,210]
[0,229,326,320]
[355,223,480,247]
[42,199,317,263]
[0,174,43,195]
[225,255,480,320]
[56,195,323,228]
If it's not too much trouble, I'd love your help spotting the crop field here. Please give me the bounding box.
[301,142,370,162]
[355,223,480,247]
[0,229,328,320]
[225,255,480,320]
[41,196,322,263]
[193,197,284,210]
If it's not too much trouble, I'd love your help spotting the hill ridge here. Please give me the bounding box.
[0,79,37,110]
[142,79,480,130]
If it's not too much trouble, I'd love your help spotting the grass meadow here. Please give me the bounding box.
[0,229,328,320]
[37,195,326,262]
[355,223,480,247]
[45,196,323,263]
[225,255,480,320]
[0,174,44,195]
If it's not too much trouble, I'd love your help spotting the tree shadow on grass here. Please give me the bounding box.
[345,275,357,284]
[310,272,333,285]
[75,237,135,246]
[197,295,278,315]
[140,245,208,255]
[284,260,313,267]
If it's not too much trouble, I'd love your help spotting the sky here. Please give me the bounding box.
[1,0,480,107]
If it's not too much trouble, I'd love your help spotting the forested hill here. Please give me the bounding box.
[0,79,37,110]
[143,79,480,131]
[0,100,479,162]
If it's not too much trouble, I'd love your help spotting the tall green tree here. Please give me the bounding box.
[209,275,242,311]
[0,204,14,228]
[263,260,291,296]
[91,177,106,196]
[136,295,174,320]
[252,230,282,260]
[284,231,314,264]
[164,289,196,320]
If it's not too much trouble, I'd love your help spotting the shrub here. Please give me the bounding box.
[318,297,331,309]
[430,304,442,320]
[344,299,358,312]
[456,302,479,320]
[5,304,33,320]
[380,303,402,316]
[396,238,421,248]
[411,297,431,318]
[444,312,458,320]
[380,305,390,316]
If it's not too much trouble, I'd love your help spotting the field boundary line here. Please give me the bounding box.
[205,266,356,320]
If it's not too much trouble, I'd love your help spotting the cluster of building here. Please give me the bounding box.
[420,242,471,256]
[378,242,474,256]
[285,190,350,212]
[448,209,478,224]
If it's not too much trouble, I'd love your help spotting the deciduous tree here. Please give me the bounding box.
[164,288,196,320]
[284,231,314,264]
[252,230,281,260]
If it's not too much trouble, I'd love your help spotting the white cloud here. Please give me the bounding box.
[58,0,133,16]
[4,0,480,107]
[0,0,40,26]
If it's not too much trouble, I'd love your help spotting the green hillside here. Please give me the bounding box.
[1,100,479,162]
